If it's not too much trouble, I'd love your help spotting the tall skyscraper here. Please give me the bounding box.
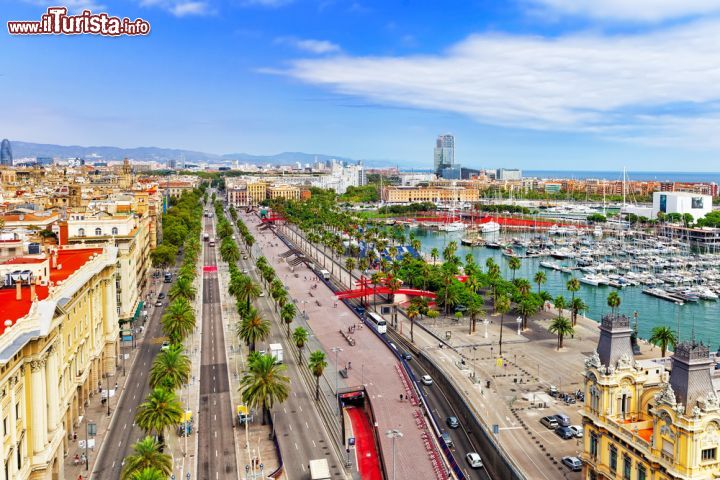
[433,134,454,175]
[0,139,12,166]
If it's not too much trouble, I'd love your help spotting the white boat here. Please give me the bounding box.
[540,261,561,270]
[480,221,501,233]
[438,221,466,232]
[593,226,603,237]
[580,274,610,286]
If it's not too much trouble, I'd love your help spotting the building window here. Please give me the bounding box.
[14,403,19,420]
[590,432,599,458]
[623,455,631,479]
[78,228,85,237]
[95,228,102,236]
[609,445,618,471]
[112,227,118,235]
[702,448,717,462]
[2,417,6,436]
[638,465,646,480]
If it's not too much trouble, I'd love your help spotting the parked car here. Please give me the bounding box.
[401,352,412,361]
[540,416,558,429]
[155,300,163,307]
[446,416,459,429]
[466,452,483,469]
[569,425,583,438]
[158,292,165,299]
[553,414,571,427]
[441,431,454,448]
[161,341,171,351]
[421,375,433,386]
[555,426,575,440]
[562,456,582,471]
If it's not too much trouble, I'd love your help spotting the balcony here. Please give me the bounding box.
[606,415,653,450]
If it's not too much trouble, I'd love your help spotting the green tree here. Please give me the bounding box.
[430,247,439,264]
[161,298,196,344]
[569,297,587,326]
[607,291,621,315]
[236,309,270,352]
[308,350,328,401]
[534,271,547,295]
[467,297,484,334]
[240,354,290,425]
[566,278,580,302]
[549,316,574,350]
[496,294,511,357]
[407,305,419,343]
[121,437,172,480]
[516,297,539,330]
[134,388,184,446]
[129,467,167,480]
[168,275,196,301]
[292,327,309,365]
[149,345,190,391]
[554,295,567,318]
[649,326,678,357]
[507,256,521,280]
[151,244,177,268]
[237,277,262,311]
[281,302,297,339]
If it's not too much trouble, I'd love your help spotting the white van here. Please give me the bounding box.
[320,269,330,280]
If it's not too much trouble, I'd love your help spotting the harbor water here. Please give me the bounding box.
[410,228,720,349]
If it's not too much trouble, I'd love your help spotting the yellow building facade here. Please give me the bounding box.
[0,246,119,480]
[582,314,720,480]
[381,185,480,204]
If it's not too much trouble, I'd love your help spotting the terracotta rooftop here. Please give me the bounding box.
[0,248,102,335]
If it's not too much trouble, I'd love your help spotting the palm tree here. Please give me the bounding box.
[345,258,356,283]
[516,297,539,330]
[430,247,439,264]
[134,388,184,446]
[169,276,196,300]
[549,316,574,350]
[569,297,587,326]
[538,291,552,310]
[607,291,621,315]
[567,278,581,302]
[467,299,484,334]
[513,278,531,297]
[129,467,167,480]
[407,305,419,343]
[237,277,262,311]
[237,309,270,352]
[149,345,190,390]
[292,327,309,365]
[161,298,195,344]
[281,302,297,339]
[554,295,567,318]
[507,256,521,280]
[308,350,328,401]
[496,294,511,357]
[534,271,547,294]
[649,326,677,357]
[121,436,172,480]
[240,354,290,425]
[370,271,386,308]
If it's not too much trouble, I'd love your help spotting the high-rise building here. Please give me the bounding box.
[0,138,12,166]
[433,134,455,174]
[496,168,522,180]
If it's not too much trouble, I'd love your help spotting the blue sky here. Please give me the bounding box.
[3,0,720,171]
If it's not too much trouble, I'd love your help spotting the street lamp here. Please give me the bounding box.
[516,316,522,335]
[331,346,343,415]
[385,429,403,480]
[483,318,489,339]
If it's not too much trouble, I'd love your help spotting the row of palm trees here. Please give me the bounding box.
[120,189,206,479]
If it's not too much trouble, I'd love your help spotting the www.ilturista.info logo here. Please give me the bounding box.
[7,7,151,36]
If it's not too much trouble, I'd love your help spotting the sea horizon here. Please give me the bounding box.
[399,169,720,183]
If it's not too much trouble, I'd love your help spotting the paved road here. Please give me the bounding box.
[197,212,239,480]
[230,205,348,479]
[93,278,171,479]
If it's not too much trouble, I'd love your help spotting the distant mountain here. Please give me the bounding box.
[9,141,401,167]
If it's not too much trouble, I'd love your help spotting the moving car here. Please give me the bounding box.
[540,416,558,429]
[569,425,583,438]
[401,352,412,361]
[446,416,459,429]
[466,452,483,469]
[158,292,165,299]
[155,300,163,307]
[440,431,454,448]
[421,375,433,386]
[562,456,582,471]
[555,426,575,439]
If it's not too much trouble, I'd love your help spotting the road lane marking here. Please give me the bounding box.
[305,422,309,429]
[295,442,298,450]
[312,440,316,448]
[289,424,293,431]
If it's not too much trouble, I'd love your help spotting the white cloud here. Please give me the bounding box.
[276,20,720,147]
[526,0,720,22]
[275,37,341,54]
[139,0,213,16]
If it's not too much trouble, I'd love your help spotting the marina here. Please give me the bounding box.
[405,226,720,348]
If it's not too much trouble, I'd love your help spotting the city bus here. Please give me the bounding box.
[367,312,387,334]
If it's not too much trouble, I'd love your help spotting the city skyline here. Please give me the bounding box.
[3,1,720,171]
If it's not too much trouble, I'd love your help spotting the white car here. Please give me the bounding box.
[466,452,483,469]
[421,375,433,386]
[569,425,583,438]
[160,341,171,351]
